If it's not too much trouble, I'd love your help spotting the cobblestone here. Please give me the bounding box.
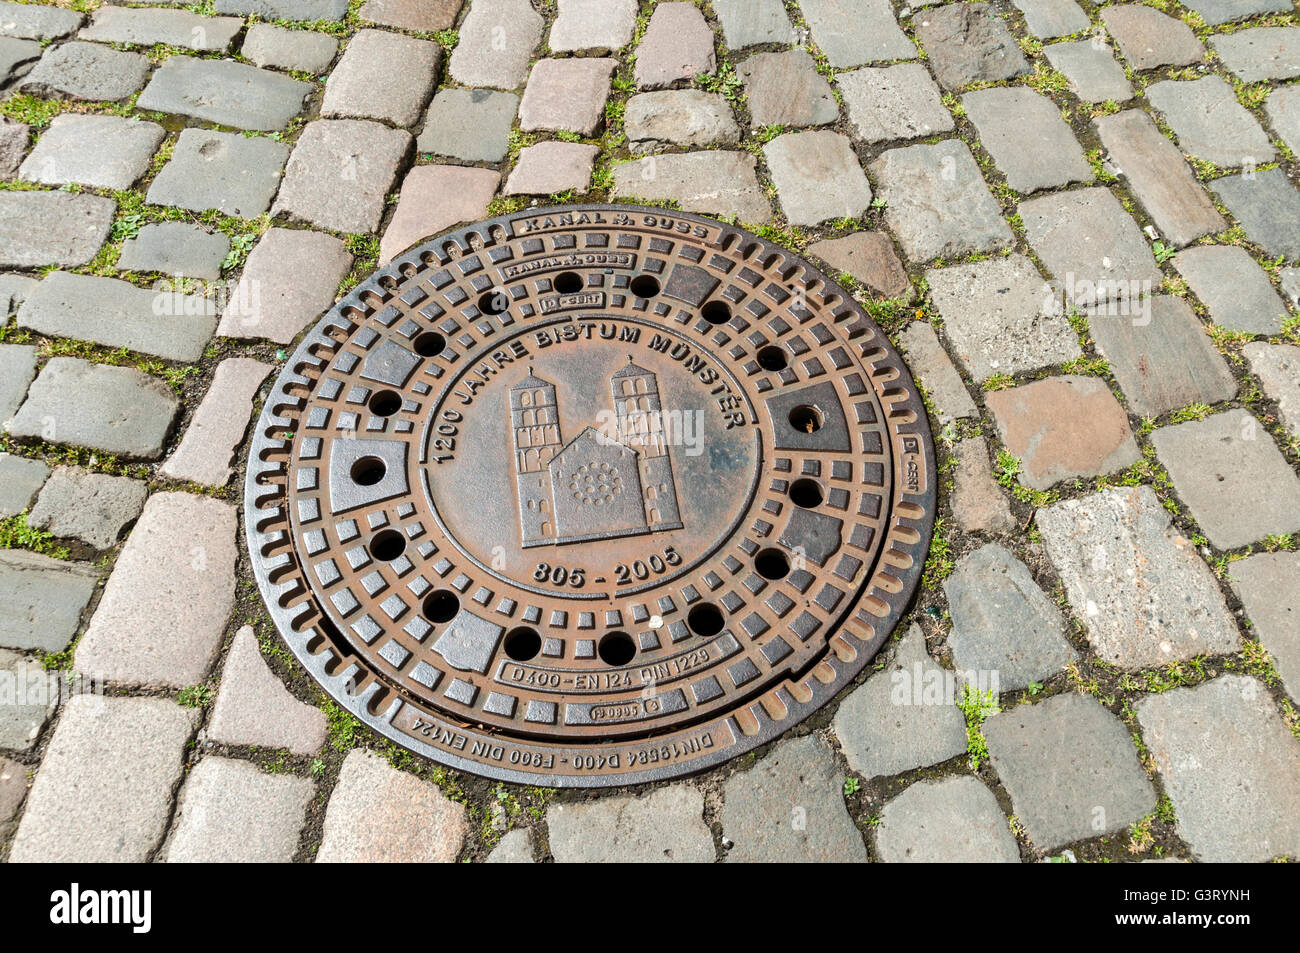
[634,2,715,89]
[764,131,873,227]
[486,828,535,863]
[81,7,242,52]
[165,757,313,863]
[206,626,326,756]
[0,188,114,268]
[75,492,237,689]
[721,734,867,862]
[1019,187,1162,311]
[876,776,1020,863]
[273,120,410,234]
[0,117,28,177]
[161,358,274,486]
[739,50,838,129]
[214,0,348,18]
[317,749,468,863]
[1151,410,1300,551]
[985,692,1155,850]
[448,0,542,90]
[322,29,440,128]
[832,624,968,778]
[1265,85,1300,157]
[20,42,149,101]
[0,549,97,653]
[916,3,1030,90]
[1230,552,1299,698]
[1210,168,1300,262]
[925,255,1080,380]
[7,358,180,459]
[1211,27,1300,82]
[0,342,37,424]
[548,785,714,863]
[505,141,598,196]
[945,544,1076,690]
[417,88,518,162]
[1036,486,1240,669]
[800,0,914,68]
[837,64,953,144]
[549,0,636,54]
[714,0,794,50]
[871,141,1013,263]
[360,0,462,32]
[1138,676,1300,862]
[951,437,1016,535]
[17,271,216,362]
[1011,0,1088,39]
[1243,343,1299,439]
[1102,5,1204,70]
[0,757,23,831]
[1146,77,1275,169]
[1043,39,1133,103]
[1094,110,1225,249]
[808,232,910,299]
[0,649,54,752]
[625,91,739,153]
[964,86,1090,194]
[380,164,499,264]
[1182,0,1290,24]
[137,55,311,131]
[0,452,46,519]
[896,320,978,423]
[1089,296,1237,418]
[613,151,771,222]
[117,223,230,281]
[19,114,163,191]
[218,228,352,344]
[0,1,82,39]
[241,24,338,74]
[28,467,147,551]
[10,695,196,863]
[519,58,616,136]
[1173,245,1288,336]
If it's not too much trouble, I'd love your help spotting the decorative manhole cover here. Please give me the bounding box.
[245,205,936,786]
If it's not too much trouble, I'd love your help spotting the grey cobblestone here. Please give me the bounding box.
[505,141,598,196]
[739,50,838,129]
[1043,39,1133,103]
[714,0,794,50]
[0,452,47,519]
[241,24,338,74]
[1010,0,1088,39]
[613,151,772,222]
[548,785,714,863]
[486,828,535,863]
[0,1,83,39]
[1146,77,1275,169]
[0,549,97,653]
[0,117,28,177]
[206,626,326,755]
[0,342,37,424]
[549,0,636,54]
[625,91,739,153]
[1210,168,1300,261]
[10,695,196,863]
[1229,553,1300,698]
[876,776,1020,863]
[801,0,914,68]
[19,114,163,191]
[1211,27,1300,82]
[75,492,237,688]
[896,320,978,423]
[916,3,1030,90]
[1243,343,1300,439]
[1173,245,1288,336]
[161,358,274,486]
[838,64,953,145]
[80,7,243,52]
[1102,5,1204,70]
[449,0,542,90]
[17,271,216,363]
[1182,0,1290,24]
[19,42,149,101]
[1265,85,1300,157]
[964,86,1090,194]
[417,88,518,162]
[0,191,114,268]
[117,223,231,281]
[214,0,348,18]
[0,649,54,751]
[137,55,311,131]
[634,2,715,89]
[764,131,873,227]
[7,357,180,459]
[985,692,1156,851]
[28,467,148,551]
[951,437,1016,535]
[322,29,440,128]
[1138,675,1300,862]
[165,757,313,863]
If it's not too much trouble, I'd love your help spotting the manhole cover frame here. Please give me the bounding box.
[245,203,936,787]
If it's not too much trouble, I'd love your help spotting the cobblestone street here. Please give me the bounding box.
[1,0,1299,863]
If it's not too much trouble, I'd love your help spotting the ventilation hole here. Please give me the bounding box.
[553,271,583,294]
[504,626,542,662]
[757,345,788,371]
[687,604,725,638]
[422,590,460,624]
[629,274,661,299]
[598,631,636,666]
[788,404,823,434]
[701,300,731,325]
[369,529,406,561]
[413,332,446,357]
[368,389,402,417]
[755,548,791,580]
[350,456,386,486]
[789,478,824,508]
[477,288,509,315]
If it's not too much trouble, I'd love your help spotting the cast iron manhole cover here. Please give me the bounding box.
[245,205,935,786]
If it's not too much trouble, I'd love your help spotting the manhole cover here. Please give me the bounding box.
[245,205,936,786]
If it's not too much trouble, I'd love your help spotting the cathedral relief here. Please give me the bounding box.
[510,359,684,548]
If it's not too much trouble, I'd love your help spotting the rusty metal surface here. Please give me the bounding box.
[245,205,936,786]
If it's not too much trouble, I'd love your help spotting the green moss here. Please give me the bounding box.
[0,512,69,560]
